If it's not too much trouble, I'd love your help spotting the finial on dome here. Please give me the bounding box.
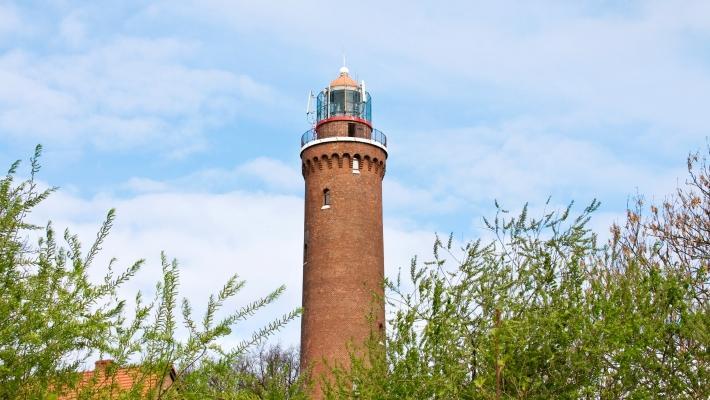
[330,59,358,87]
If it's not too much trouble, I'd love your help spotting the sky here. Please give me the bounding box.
[0,1,708,350]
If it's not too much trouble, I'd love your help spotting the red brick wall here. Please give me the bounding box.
[315,119,372,140]
[300,120,386,396]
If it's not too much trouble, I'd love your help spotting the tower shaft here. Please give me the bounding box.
[299,68,387,397]
[301,138,386,372]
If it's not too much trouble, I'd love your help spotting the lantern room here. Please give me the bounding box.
[301,66,386,150]
[316,66,372,123]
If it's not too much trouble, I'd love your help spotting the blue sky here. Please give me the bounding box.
[0,1,708,347]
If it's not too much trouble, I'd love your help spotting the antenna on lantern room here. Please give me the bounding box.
[306,90,316,125]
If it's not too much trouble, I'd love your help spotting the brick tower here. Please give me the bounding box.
[300,66,387,393]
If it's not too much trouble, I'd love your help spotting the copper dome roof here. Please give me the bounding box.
[329,67,359,88]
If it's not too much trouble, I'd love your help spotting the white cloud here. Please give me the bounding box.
[169,0,710,136]
[0,36,279,156]
[234,157,303,192]
[123,177,172,193]
[32,188,306,346]
[119,156,302,194]
[384,179,463,215]
[387,123,688,224]
[30,179,437,348]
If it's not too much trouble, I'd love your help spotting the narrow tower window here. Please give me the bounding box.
[322,188,331,209]
[352,157,360,174]
[348,123,356,137]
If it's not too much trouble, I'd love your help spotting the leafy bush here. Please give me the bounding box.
[325,148,709,399]
[0,146,302,399]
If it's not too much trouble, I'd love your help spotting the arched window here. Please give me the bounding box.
[352,157,360,173]
[323,188,331,207]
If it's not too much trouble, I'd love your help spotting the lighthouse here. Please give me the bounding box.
[300,66,387,393]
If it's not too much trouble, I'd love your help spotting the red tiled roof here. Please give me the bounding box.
[56,360,175,399]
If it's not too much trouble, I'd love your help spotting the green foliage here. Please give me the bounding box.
[123,257,302,399]
[0,145,139,399]
[4,144,707,399]
[0,146,303,399]
[326,149,709,399]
